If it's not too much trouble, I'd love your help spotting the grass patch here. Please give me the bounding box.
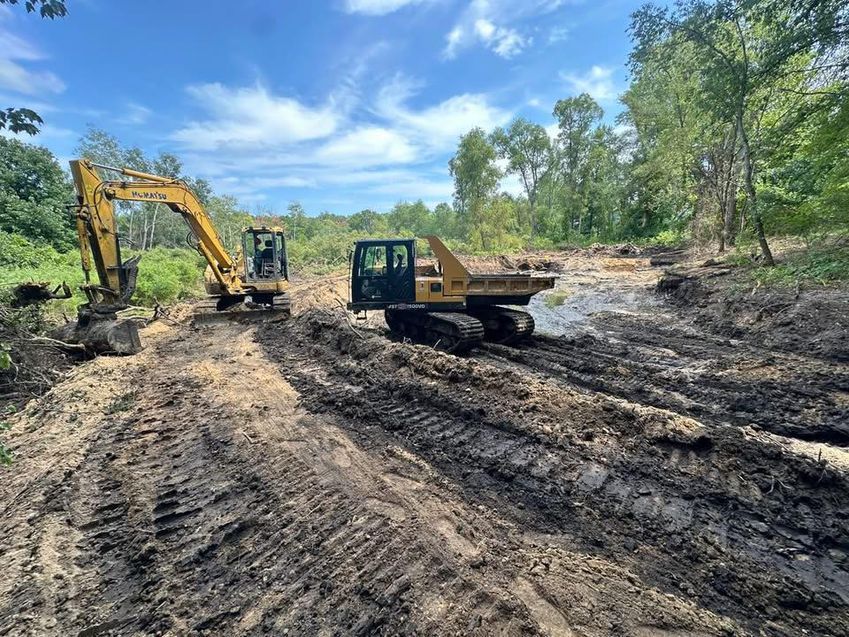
[543,290,571,308]
[105,391,137,415]
[0,232,207,315]
[751,242,849,287]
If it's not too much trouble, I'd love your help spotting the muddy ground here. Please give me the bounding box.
[0,252,847,636]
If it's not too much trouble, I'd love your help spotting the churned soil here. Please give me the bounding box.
[1,250,847,636]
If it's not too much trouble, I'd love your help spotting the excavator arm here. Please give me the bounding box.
[69,158,237,306]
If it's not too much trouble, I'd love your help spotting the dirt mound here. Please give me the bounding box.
[257,309,849,636]
[660,266,849,362]
[583,242,643,257]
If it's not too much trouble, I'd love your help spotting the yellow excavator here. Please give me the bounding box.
[348,236,556,351]
[52,159,291,354]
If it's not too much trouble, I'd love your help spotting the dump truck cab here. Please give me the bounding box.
[350,239,417,310]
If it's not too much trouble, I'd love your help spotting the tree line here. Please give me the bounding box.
[447,0,848,260]
[2,0,847,265]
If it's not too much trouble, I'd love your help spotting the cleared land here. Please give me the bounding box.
[1,251,847,636]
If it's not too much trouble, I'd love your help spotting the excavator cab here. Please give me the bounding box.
[350,239,415,308]
[243,227,289,282]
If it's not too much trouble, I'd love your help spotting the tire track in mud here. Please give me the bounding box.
[258,311,849,636]
[2,324,559,636]
[479,313,849,445]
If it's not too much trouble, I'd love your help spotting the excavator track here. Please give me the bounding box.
[193,294,291,326]
[468,306,535,344]
[385,310,484,352]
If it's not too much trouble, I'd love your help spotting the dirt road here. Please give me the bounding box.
[1,254,847,636]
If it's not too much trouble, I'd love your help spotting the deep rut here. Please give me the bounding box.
[257,311,849,636]
[478,312,849,444]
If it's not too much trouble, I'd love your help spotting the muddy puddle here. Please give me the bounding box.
[525,257,661,337]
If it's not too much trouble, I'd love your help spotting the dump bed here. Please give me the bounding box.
[466,271,555,295]
[460,271,556,306]
[421,236,558,306]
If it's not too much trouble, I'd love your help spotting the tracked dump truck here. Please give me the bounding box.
[348,236,556,352]
[50,159,292,354]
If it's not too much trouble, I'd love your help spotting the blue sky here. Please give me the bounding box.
[3,0,650,215]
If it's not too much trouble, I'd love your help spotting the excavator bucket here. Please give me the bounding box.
[192,294,291,326]
[52,309,143,355]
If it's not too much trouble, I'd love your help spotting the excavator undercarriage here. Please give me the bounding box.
[193,293,291,325]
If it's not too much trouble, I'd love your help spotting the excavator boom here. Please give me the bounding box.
[56,159,291,354]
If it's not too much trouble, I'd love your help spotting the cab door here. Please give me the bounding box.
[352,240,415,305]
[387,242,414,302]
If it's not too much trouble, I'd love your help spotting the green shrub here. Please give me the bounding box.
[751,242,849,286]
[0,230,65,268]
[642,228,687,247]
[130,247,206,305]
[0,234,207,311]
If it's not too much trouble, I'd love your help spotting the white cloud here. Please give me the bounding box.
[472,18,527,59]
[560,65,618,101]
[0,22,65,95]
[315,126,417,166]
[172,83,340,150]
[548,25,569,44]
[366,176,454,199]
[117,102,152,126]
[171,75,513,211]
[376,76,511,150]
[0,60,64,95]
[442,0,565,59]
[444,26,465,59]
[474,18,496,40]
[0,30,42,61]
[344,0,431,15]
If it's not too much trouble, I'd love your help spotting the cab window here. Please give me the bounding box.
[360,246,386,277]
[390,245,409,277]
[249,232,275,278]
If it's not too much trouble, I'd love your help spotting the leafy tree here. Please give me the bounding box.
[490,118,551,238]
[387,200,431,235]
[0,137,73,249]
[286,201,306,240]
[74,129,217,250]
[449,128,501,249]
[552,94,604,238]
[0,0,67,18]
[631,0,849,264]
[431,203,461,241]
[349,209,384,234]
[0,0,68,135]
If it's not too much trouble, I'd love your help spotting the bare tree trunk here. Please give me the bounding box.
[738,117,774,265]
[141,206,149,251]
[127,209,135,249]
[149,204,160,249]
[722,187,737,251]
